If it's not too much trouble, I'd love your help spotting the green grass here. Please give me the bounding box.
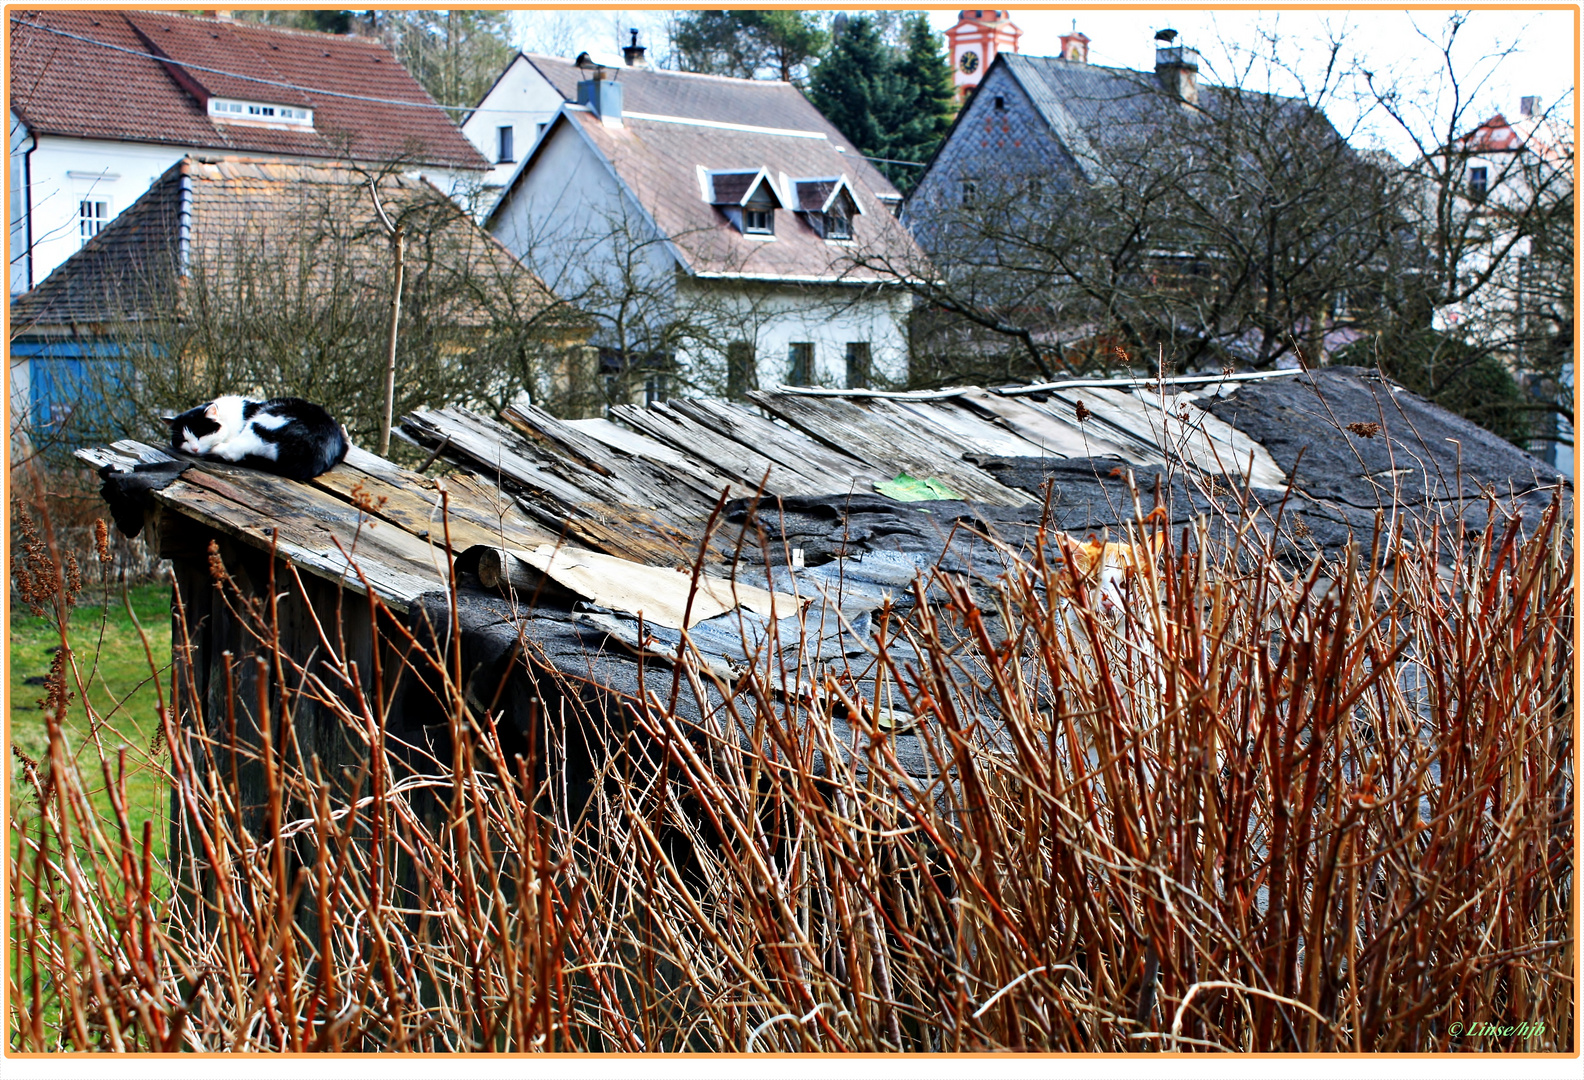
[9,581,173,861]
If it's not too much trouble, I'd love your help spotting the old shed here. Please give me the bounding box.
[82,367,1568,823]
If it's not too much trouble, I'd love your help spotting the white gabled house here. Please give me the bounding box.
[482,53,927,401]
[8,9,489,296]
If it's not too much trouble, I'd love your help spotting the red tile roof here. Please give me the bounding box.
[9,10,488,170]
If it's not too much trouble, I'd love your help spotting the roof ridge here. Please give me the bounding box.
[130,8,382,46]
[524,52,803,89]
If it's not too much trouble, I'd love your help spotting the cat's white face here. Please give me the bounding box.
[179,395,247,454]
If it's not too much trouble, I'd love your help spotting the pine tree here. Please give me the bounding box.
[809,14,952,194]
[809,17,905,182]
[890,14,955,185]
[673,11,827,83]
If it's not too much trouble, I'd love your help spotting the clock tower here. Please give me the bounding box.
[944,10,1022,104]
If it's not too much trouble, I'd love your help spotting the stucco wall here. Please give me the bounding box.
[461,56,565,194]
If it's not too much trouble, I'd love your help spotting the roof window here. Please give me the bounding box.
[208,97,313,128]
[791,175,864,241]
[705,168,783,237]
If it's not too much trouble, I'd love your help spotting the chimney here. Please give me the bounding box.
[1521,95,1541,117]
[1154,29,1199,106]
[1059,22,1089,64]
[575,54,623,124]
[623,28,649,69]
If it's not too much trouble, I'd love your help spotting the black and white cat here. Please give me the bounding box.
[167,395,349,482]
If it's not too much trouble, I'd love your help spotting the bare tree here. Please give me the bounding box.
[9,169,584,468]
[1355,13,1574,447]
[887,31,1407,385]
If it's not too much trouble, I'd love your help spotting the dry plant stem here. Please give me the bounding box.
[7,476,1573,1051]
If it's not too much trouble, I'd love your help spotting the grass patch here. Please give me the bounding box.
[9,581,173,861]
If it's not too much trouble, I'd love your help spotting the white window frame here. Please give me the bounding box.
[78,198,109,240]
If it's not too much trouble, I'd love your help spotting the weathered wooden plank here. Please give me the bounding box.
[888,399,1053,459]
[1149,390,1288,489]
[1031,388,1176,468]
[466,542,804,631]
[403,407,605,508]
[612,402,825,499]
[311,462,564,555]
[749,391,1033,506]
[665,398,887,494]
[501,401,723,516]
[954,389,1141,462]
[153,479,437,609]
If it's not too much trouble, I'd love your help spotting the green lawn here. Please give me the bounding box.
[9,581,173,861]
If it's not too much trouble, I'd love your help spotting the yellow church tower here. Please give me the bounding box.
[944,10,1022,104]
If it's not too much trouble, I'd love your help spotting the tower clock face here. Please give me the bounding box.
[959,50,980,74]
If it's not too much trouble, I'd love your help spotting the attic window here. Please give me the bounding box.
[792,176,863,241]
[825,205,851,240]
[208,98,313,128]
[993,95,1006,110]
[707,169,782,236]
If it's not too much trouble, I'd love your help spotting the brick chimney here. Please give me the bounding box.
[1154,29,1199,105]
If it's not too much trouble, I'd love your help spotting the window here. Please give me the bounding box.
[787,343,813,386]
[78,199,108,240]
[845,342,872,390]
[497,126,514,163]
[745,207,773,234]
[993,95,1006,110]
[1469,166,1489,201]
[726,341,756,399]
[825,207,851,240]
[644,371,668,405]
[961,180,977,207]
[209,99,311,126]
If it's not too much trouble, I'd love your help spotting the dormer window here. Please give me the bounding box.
[705,167,783,237]
[792,175,864,242]
[825,205,851,240]
[209,97,313,128]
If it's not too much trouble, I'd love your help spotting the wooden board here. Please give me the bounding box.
[956,389,1145,463]
[665,398,888,493]
[612,401,827,499]
[751,390,1033,506]
[887,399,1053,459]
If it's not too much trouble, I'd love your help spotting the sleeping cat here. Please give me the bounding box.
[167,395,349,482]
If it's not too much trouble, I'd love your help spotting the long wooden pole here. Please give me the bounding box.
[379,225,406,457]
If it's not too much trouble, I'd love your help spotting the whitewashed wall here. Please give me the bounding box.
[461,56,565,196]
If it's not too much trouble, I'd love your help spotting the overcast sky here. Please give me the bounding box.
[509,6,1576,160]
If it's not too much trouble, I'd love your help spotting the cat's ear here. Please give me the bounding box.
[203,404,220,419]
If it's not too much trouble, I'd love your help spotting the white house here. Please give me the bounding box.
[8,9,489,296]
[484,54,925,401]
[1442,100,1574,476]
